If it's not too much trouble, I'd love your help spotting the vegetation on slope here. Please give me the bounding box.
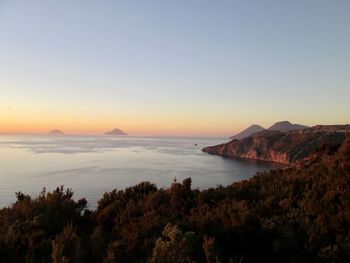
[0,137,349,262]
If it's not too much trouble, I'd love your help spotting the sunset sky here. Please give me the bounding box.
[1,1,349,136]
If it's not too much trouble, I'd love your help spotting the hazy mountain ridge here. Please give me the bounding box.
[204,125,350,164]
[230,124,265,139]
[268,121,309,131]
[230,121,309,140]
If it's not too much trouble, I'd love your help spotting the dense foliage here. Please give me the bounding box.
[0,137,349,262]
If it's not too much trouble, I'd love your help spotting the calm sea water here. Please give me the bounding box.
[0,135,281,209]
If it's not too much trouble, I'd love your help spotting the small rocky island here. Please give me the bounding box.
[48,129,64,135]
[104,128,127,136]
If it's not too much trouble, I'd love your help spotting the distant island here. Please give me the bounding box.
[230,121,309,139]
[104,128,127,135]
[48,129,64,135]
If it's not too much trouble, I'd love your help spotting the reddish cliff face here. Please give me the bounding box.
[203,130,347,165]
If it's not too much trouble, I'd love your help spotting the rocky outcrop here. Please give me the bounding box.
[203,128,348,165]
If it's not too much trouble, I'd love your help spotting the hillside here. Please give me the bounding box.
[203,126,349,164]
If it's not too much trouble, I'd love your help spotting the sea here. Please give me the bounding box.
[0,135,282,209]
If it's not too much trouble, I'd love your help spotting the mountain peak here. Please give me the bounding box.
[230,124,265,140]
[268,121,309,131]
[274,121,291,125]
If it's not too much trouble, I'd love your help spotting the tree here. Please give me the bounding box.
[51,224,82,263]
[149,224,195,263]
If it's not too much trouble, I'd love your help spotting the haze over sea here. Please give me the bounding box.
[0,135,281,209]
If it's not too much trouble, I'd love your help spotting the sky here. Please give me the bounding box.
[0,0,349,136]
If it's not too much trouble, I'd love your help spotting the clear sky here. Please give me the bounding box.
[0,1,349,136]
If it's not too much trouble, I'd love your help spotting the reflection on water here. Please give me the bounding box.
[0,135,282,209]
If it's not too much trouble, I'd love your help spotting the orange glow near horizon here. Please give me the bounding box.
[1,121,240,137]
[0,101,249,136]
[2,106,347,137]
[3,114,350,137]
[0,110,243,137]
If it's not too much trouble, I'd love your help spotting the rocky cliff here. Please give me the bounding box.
[203,128,348,165]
